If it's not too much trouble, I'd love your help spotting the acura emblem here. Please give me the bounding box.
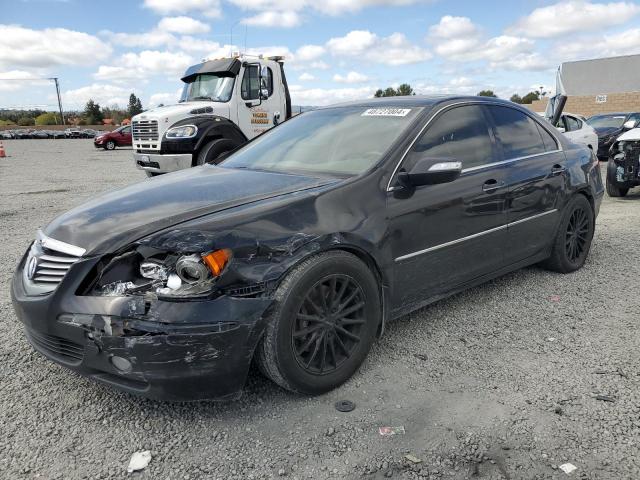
[27,256,38,280]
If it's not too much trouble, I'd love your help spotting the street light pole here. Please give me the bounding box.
[51,77,65,125]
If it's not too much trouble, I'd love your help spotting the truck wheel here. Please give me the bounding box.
[256,251,380,395]
[196,138,237,166]
[541,195,594,274]
[104,140,116,150]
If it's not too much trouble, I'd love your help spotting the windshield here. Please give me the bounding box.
[180,73,235,102]
[587,114,626,129]
[220,106,423,176]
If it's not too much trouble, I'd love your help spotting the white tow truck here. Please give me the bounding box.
[132,54,292,176]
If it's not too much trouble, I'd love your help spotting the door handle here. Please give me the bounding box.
[482,179,505,193]
[551,164,566,176]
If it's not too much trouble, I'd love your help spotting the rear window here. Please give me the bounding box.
[486,106,546,159]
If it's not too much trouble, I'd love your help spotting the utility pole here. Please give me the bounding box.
[51,77,65,125]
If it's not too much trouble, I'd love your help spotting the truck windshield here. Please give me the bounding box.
[180,74,235,102]
[220,106,423,176]
[587,115,626,129]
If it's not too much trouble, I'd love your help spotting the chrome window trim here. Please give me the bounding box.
[394,209,558,262]
[386,101,564,192]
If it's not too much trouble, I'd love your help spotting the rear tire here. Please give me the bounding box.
[541,195,594,273]
[195,138,237,166]
[256,251,380,395]
[104,140,116,150]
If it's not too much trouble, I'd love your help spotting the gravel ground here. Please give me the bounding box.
[1,139,639,480]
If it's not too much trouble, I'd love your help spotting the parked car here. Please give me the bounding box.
[11,96,603,401]
[605,125,640,197]
[14,129,34,139]
[81,129,98,138]
[50,130,66,139]
[587,112,640,160]
[31,130,50,139]
[0,131,13,139]
[94,125,132,150]
[65,127,82,138]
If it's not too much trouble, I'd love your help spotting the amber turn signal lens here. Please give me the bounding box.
[202,249,232,276]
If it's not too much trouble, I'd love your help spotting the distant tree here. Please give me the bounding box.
[84,99,103,124]
[396,83,414,96]
[35,112,59,125]
[477,90,497,97]
[374,84,415,97]
[17,116,35,126]
[128,93,143,117]
[510,93,523,103]
[520,91,540,104]
[0,119,16,126]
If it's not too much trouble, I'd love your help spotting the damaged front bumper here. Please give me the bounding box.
[11,254,272,401]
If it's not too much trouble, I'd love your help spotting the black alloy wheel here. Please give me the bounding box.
[565,207,589,264]
[292,274,365,375]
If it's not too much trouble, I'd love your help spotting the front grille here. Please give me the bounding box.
[27,328,84,363]
[24,231,85,294]
[132,120,159,141]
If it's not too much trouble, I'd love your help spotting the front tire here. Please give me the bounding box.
[606,159,629,197]
[541,195,594,273]
[195,138,237,166]
[104,140,116,150]
[256,251,380,395]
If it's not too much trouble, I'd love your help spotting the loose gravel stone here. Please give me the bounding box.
[1,139,639,479]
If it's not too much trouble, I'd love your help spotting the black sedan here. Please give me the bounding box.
[12,96,604,401]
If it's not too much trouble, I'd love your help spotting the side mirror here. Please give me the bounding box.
[397,159,462,189]
[623,120,637,130]
[557,126,566,133]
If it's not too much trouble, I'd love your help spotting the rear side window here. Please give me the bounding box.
[565,115,581,131]
[536,124,558,152]
[405,105,494,170]
[487,106,546,159]
[241,65,260,100]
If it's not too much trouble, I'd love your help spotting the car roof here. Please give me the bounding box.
[323,95,521,109]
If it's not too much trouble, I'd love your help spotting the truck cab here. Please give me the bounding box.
[132,54,291,176]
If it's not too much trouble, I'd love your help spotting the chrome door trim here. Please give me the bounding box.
[394,209,558,262]
[461,150,562,174]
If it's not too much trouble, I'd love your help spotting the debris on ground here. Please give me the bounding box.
[559,463,577,474]
[335,400,355,412]
[404,454,422,464]
[379,426,405,436]
[127,450,152,473]
[594,394,616,403]
[413,353,427,361]
[550,295,561,302]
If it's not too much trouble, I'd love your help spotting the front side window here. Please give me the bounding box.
[180,74,235,103]
[241,65,260,100]
[487,105,546,159]
[221,106,422,176]
[404,105,494,170]
[121,126,131,135]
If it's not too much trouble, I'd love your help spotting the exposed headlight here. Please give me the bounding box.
[165,125,198,139]
[94,248,232,299]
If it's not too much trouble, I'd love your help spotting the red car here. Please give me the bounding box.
[94,125,132,150]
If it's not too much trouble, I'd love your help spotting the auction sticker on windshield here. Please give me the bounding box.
[362,108,411,117]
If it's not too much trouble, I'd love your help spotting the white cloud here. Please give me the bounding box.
[100,29,177,48]
[0,25,112,70]
[0,70,49,92]
[295,45,326,61]
[157,16,210,34]
[144,0,221,18]
[149,89,183,106]
[95,50,195,83]
[510,1,640,38]
[242,11,302,28]
[298,72,315,81]
[63,83,135,109]
[554,28,640,60]
[327,30,431,65]
[289,84,374,106]
[429,15,480,40]
[333,71,369,84]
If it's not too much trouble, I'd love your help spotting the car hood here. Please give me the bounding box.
[594,126,622,138]
[44,166,337,255]
[617,127,640,142]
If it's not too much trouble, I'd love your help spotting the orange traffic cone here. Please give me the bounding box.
[0,141,6,158]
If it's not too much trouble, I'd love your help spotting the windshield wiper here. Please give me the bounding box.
[191,96,215,101]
